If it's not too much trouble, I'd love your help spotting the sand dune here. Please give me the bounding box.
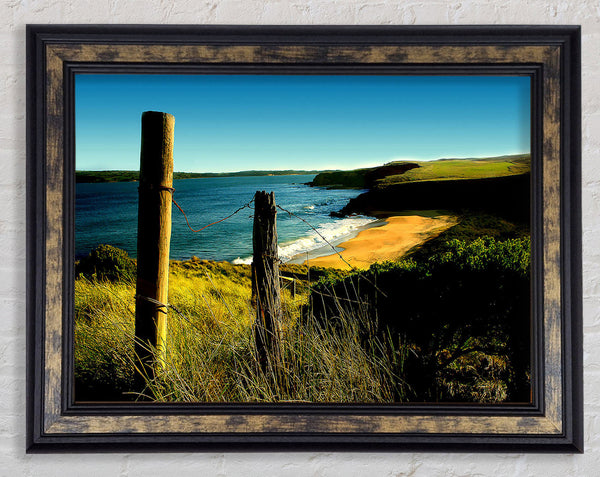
[305,212,458,270]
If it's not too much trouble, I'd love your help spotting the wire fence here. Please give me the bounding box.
[169,189,356,269]
[172,195,255,234]
[132,190,382,328]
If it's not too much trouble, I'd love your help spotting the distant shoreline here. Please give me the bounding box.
[75,170,330,183]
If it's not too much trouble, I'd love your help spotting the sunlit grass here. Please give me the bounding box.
[74,260,401,403]
[75,233,529,404]
[74,278,136,400]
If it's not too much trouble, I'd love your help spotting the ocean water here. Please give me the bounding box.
[75,174,375,263]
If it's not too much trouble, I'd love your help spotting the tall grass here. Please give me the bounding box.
[74,277,136,400]
[75,235,529,404]
[74,260,402,402]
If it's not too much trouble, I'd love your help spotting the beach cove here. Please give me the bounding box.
[294,211,459,270]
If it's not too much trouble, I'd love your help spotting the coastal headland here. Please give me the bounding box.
[300,153,530,269]
[77,154,530,271]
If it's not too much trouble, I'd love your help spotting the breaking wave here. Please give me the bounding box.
[232,215,376,265]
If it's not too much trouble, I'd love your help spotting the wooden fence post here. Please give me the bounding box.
[252,191,283,370]
[134,111,175,382]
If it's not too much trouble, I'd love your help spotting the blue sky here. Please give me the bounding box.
[75,74,530,172]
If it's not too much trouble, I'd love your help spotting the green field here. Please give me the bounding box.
[376,154,530,187]
[309,154,530,190]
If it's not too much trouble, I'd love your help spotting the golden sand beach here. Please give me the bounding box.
[305,212,458,270]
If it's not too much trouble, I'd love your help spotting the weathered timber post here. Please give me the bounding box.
[135,111,175,381]
[252,191,283,370]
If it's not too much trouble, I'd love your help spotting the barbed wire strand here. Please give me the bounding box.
[166,191,386,298]
[171,196,254,233]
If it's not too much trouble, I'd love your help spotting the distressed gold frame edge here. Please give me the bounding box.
[26,25,582,452]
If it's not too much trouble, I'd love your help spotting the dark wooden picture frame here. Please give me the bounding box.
[26,25,582,452]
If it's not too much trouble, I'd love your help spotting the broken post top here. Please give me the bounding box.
[254,191,276,211]
[140,111,175,187]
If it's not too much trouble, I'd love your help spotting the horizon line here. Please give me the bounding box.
[75,152,531,174]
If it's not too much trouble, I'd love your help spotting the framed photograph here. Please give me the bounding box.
[27,25,582,452]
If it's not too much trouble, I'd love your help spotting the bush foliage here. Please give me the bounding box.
[76,244,137,283]
[309,237,531,402]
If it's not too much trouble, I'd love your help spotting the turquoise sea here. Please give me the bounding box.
[75,174,375,263]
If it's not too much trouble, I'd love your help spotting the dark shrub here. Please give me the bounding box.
[76,244,136,283]
[308,237,531,403]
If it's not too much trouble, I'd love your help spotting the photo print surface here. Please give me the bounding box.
[74,74,532,404]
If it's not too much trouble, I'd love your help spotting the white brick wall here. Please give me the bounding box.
[1,1,596,475]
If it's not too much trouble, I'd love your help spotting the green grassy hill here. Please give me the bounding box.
[317,154,532,220]
[309,154,530,190]
[375,154,530,187]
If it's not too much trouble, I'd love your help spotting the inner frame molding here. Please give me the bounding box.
[26,25,582,452]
